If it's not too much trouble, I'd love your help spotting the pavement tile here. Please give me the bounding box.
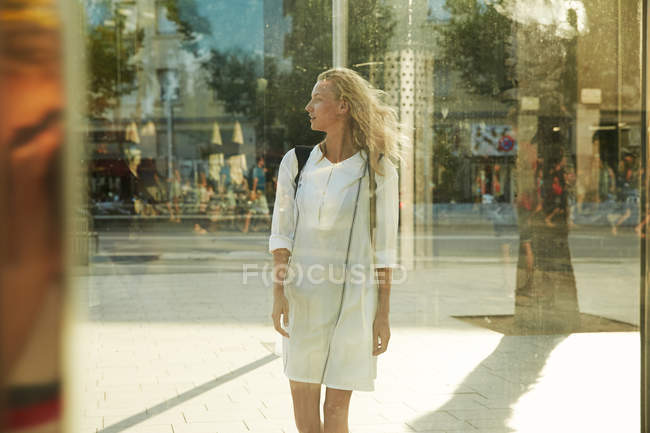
[225,387,254,403]
[465,418,515,430]
[168,423,219,433]
[200,394,237,408]
[369,403,418,423]
[445,408,513,422]
[78,416,103,433]
[472,397,516,410]
[239,419,287,433]
[348,410,387,424]
[182,405,265,423]
[404,394,487,412]
[84,405,144,417]
[175,421,249,433]
[138,411,187,426]
[102,413,179,429]
[101,384,142,396]
[405,411,475,432]
[455,430,513,433]
[138,383,182,396]
[258,406,294,421]
[120,425,174,433]
[348,423,416,433]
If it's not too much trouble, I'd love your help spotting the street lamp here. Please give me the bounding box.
[156,68,179,193]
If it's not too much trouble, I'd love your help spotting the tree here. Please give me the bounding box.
[86,19,142,117]
[435,0,581,332]
[435,0,514,97]
[198,0,396,161]
[271,0,396,152]
[203,50,262,117]
[159,0,211,54]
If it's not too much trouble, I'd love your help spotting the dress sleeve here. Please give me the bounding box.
[269,148,298,254]
[373,158,399,268]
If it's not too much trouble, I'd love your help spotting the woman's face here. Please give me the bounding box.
[304,80,346,132]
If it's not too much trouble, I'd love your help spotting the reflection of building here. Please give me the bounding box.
[381,0,518,268]
[87,0,258,207]
[379,0,641,267]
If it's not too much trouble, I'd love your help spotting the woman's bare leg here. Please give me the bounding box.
[289,380,323,433]
[323,387,352,433]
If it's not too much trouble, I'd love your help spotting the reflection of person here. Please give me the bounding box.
[194,172,210,234]
[251,155,267,192]
[242,156,270,233]
[170,169,182,222]
[123,146,145,215]
[612,152,639,235]
[270,68,401,433]
[594,153,615,203]
[515,119,580,333]
[543,150,568,228]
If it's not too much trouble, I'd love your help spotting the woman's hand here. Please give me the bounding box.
[372,313,390,356]
[271,293,290,338]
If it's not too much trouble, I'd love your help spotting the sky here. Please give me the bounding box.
[84,0,290,57]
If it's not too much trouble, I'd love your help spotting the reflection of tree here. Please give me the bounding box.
[436,0,514,97]
[86,19,142,117]
[159,0,210,54]
[199,1,395,158]
[86,0,210,118]
[512,16,580,333]
[433,129,471,203]
[204,50,262,117]
[277,0,395,150]
[437,3,580,332]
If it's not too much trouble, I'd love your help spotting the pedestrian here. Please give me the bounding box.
[243,156,270,233]
[269,67,402,433]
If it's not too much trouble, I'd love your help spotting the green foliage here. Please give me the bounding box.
[201,0,396,158]
[159,0,211,53]
[276,0,396,150]
[203,50,261,117]
[86,20,142,117]
[436,0,513,96]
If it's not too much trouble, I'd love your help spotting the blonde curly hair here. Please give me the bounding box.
[315,67,407,175]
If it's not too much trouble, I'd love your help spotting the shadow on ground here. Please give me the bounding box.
[407,335,567,432]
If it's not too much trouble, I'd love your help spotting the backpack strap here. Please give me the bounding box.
[368,153,383,250]
[293,145,312,198]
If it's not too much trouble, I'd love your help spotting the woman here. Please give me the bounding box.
[269,68,403,433]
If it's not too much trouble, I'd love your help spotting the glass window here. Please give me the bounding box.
[63,1,645,432]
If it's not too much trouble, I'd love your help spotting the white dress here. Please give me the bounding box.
[269,145,399,391]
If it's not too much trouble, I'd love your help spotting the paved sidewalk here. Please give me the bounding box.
[69,258,640,433]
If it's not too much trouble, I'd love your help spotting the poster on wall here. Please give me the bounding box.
[471,123,517,156]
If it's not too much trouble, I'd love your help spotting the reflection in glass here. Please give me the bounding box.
[72,0,643,432]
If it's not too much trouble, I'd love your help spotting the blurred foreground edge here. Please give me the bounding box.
[0,1,68,432]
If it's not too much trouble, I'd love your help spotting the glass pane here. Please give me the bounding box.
[69,0,643,432]
[348,0,641,431]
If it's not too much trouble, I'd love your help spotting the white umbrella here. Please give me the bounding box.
[211,121,223,145]
[232,121,244,145]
